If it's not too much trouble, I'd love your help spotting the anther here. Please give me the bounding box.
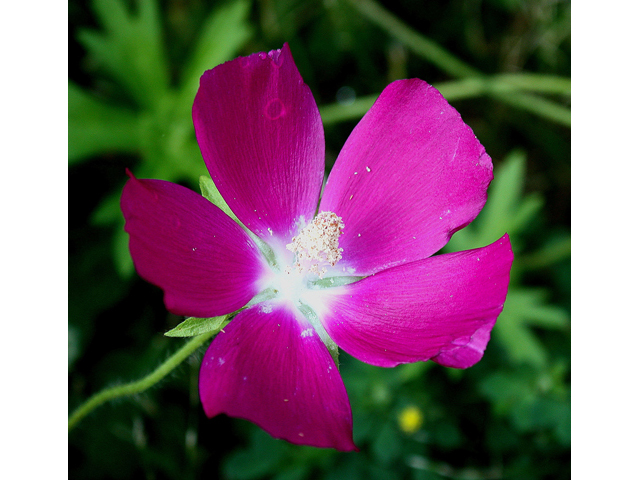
[286,211,345,278]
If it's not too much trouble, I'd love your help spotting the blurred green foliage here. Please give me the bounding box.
[69,0,570,479]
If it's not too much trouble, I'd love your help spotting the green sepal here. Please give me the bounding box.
[165,315,229,337]
[199,175,240,224]
[200,175,280,268]
[297,302,340,368]
[309,275,365,289]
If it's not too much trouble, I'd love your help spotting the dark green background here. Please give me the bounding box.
[69,0,570,478]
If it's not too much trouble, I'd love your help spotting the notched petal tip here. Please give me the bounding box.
[192,42,324,242]
[432,234,513,368]
[430,322,494,369]
[266,42,288,65]
[317,234,513,368]
[199,305,357,451]
[320,77,495,275]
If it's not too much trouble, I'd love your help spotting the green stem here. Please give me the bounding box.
[68,330,216,431]
[493,90,571,127]
[342,0,571,127]
[320,75,571,125]
[320,95,377,125]
[490,73,571,96]
[344,0,476,78]
[436,75,570,98]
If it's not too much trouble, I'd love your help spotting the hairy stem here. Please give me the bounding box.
[68,330,216,431]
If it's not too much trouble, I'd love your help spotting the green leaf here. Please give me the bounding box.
[445,149,544,252]
[504,288,569,329]
[135,104,209,184]
[397,361,434,384]
[509,193,544,234]
[114,223,134,278]
[164,315,229,337]
[495,288,569,367]
[479,368,570,444]
[480,371,533,415]
[178,0,253,106]
[91,190,122,226]
[79,0,170,109]
[68,83,140,163]
[479,150,527,235]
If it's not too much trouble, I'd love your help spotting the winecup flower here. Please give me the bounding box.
[120,44,513,451]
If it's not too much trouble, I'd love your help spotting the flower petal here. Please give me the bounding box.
[193,43,324,244]
[199,302,357,451]
[308,235,513,368]
[320,79,493,275]
[121,172,268,318]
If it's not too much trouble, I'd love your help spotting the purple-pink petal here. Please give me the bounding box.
[320,79,493,276]
[121,172,268,318]
[199,303,357,451]
[313,234,513,368]
[193,43,324,244]
[430,322,494,369]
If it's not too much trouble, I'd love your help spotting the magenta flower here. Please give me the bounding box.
[120,44,513,452]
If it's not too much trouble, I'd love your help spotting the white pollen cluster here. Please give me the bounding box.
[285,211,345,278]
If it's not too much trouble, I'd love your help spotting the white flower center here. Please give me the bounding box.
[285,211,345,279]
[251,211,351,365]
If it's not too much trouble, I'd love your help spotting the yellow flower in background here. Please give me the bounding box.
[398,405,424,434]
